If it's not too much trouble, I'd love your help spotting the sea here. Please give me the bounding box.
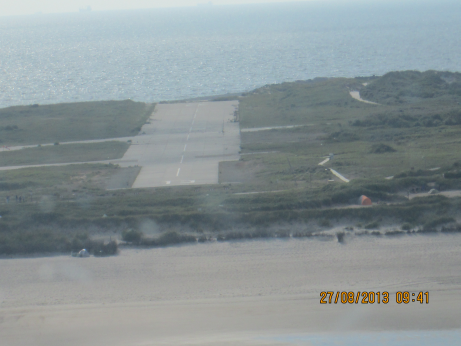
[1,0,461,108]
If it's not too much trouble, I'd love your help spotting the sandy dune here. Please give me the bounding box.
[1,235,461,345]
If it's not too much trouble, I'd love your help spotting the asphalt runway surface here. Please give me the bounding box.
[119,101,240,188]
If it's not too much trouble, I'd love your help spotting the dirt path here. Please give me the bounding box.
[349,91,380,105]
[240,124,313,132]
[0,159,137,171]
[0,137,134,152]
[409,189,461,200]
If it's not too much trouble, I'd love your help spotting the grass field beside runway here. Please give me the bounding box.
[0,100,154,146]
[0,141,130,167]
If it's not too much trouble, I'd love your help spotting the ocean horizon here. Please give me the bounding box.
[1,0,461,108]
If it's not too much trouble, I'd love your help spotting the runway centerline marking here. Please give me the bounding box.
[127,100,240,189]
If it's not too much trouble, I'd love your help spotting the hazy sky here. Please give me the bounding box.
[0,0,336,17]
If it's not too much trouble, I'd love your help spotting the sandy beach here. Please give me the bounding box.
[1,234,461,345]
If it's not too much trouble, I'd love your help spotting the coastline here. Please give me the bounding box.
[2,236,460,345]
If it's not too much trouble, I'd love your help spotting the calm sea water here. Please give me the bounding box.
[1,1,461,108]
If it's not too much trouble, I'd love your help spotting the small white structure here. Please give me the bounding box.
[77,249,90,257]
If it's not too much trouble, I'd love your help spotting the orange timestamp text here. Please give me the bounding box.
[320,291,429,304]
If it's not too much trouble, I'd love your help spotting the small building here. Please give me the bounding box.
[358,195,372,206]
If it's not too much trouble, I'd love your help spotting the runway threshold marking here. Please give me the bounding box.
[176,168,180,176]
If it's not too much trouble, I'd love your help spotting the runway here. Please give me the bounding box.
[119,101,240,188]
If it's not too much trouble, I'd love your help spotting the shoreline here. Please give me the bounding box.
[2,236,460,345]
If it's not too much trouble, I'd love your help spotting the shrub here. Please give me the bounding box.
[423,217,455,231]
[444,171,461,179]
[441,225,461,233]
[292,231,313,238]
[336,232,345,243]
[370,143,396,154]
[319,219,331,227]
[122,229,143,243]
[365,221,379,229]
[385,230,404,236]
[401,223,412,231]
[155,231,196,246]
[275,229,290,238]
[93,241,118,256]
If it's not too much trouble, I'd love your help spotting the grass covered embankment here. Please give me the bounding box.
[1,162,461,255]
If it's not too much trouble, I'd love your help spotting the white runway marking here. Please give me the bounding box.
[180,155,184,164]
[330,168,350,182]
[187,134,190,140]
[166,181,171,185]
[183,144,187,151]
[176,168,180,176]
[318,157,330,166]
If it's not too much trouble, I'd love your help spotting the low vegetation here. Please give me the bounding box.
[0,100,154,146]
[2,70,461,255]
[360,70,461,104]
[0,230,118,256]
[0,141,129,167]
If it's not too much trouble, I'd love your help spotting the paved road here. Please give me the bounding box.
[119,101,240,188]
